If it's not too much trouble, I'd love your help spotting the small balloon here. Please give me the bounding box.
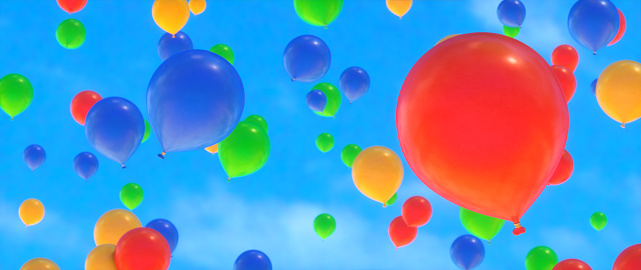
[146,219,179,253]
[114,227,171,270]
[313,213,336,239]
[596,60,641,127]
[0,73,33,119]
[613,244,641,270]
[85,244,117,270]
[234,250,272,270]
[57,0,87,13]
[551,65,577,102]
[56,19,86,49]
[21,258,60,270]
[589,212,607,231]
[497,0,526,27]
[210,44,235,65]
[552,259,592,270]
[152,0,190,36]
[205,144,218,154]
[24,144,46,171]
[218,121,270,179]
[293,0,343,27]
[306,90,327,112]
[459,207,505,243]
[316,133,334,153]
[340,144,361,168]
[283,35,331,82]
[388,216,417,248]
[352,146,403,204]
[142,120,151,143]
[339,67,370,103]
[450,235,485,270]
[401,196,432,227]
[120,183,144,211]
[503,25,520,38]
[245,115,268,133]
[157,31,193,61]
[551,45,579,72]
[73,152,99,180]
[607,9,626,46]
[189,0,206,15]
[19,198,45,227]
[525,246,558,270]
[568,0,619,53]
[71,90,102,125]
[312,83,341,117]
[385,192,397,206]
[548,150,573,185]
[386,0,412,19]
[94,209,142,246]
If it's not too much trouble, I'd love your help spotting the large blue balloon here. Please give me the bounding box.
[23,144,45,171]
[73,152,98,180]
[283,35,331,83]
[497,0,526,27]
[157,31,193,61]
[146,219,179,253]
[306,89,326,112]
[339,67,370,103]
[450,235,485,270]
[234,250,272,270]
[148,49,244,157]
[568,0,619,53]
[590,78,598,95]
[85,97,144,168]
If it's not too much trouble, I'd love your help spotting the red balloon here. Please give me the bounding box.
[552,259,592,270]
[551,45,579,72]
[548,150,574,185]
[70,90,102,125]
[57,0,88,13]
[551,65,577,102]
[608,9,626,46]
[388,216,417,248]
[396,33,568,236]
[401,196,432,227]
[613,244,641,270]
[114,227,171,270]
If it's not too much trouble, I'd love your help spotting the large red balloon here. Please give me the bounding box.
[613,244,641,270]
[552,259,592,270]
[608,9,626,46]
[388,216,417,248]
[401,196,432,227]
[397,33,569,236]
[114,227,171,270]
[57,0,88,13]
[70,90,102,125]
[548,150,574,185]
[551,45,579,72]
[551,65,577,102]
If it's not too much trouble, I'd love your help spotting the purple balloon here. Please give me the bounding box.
[306,90,327,112]
[339,67,370,103]
[568,0,619,53]
[283,35,331,83]
[234,250,272,270]
[157,31,193,61]
[23,144,46,171]
[450,235,485,270]
[73,152,98,180]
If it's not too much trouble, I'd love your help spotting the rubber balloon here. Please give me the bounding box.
[526,246,558,270]
[312,83,341,117]
[294,0,343,27]
[306,89,327,112]
[503,25,520,38]
[56,19,86,49]
[146,219,179,253]
[114,227,171,270]
[589,212,607,231]
[388,216,417,248]
[435,34,459,46]
[497,0,526,27]
[551,45,579,72]
[386,0,412,19]
[450,235,485,270]
[401,196,432,227]
[152,0,190,37]
[218,121,270,179]
[341,144,361,168]
[314,213,336,239]
[189,0,206,15]
[596,60,641,127]
[568,0,619,53]
[205,144,218,154]
[0,73,33,119]
[459,207,505,243]
[552,259,592,270]
[120,183,144,211]
[339,67,370,103]
[234,250,272,270]
[548,150,573,185]
[20,258,59,270]
[551,65,577,102]
[57,0,87,13]
[210,44,235,65]
[94,209,142,246]
[73,151,99,180]
[19,198,45,227]
[385,192,398,206]
[157,31,193,61]
[283,35,331,82]
[316,133,334,153]
[613,244,641,270]
[245,115,268,133]
[71,90,102,125]
[590,79,597,95]
[85,244,117,270]
[142,120,151,143]
[352,146,403,204]
[607,9,626,46]
[24,144,46,171]
[397,33,568,235]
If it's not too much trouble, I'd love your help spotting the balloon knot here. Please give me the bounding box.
[621,123,625,128]
[324,25,327,29]
[382,203,387,208]
[593,51,597,55]
[291,78,295,82]
[121,164,126,169]
[172,35,176,38]
[512,222,526,235]
[488,240,491,244]
[158,152,165,159]
[227,177,231,182]
[399,16,403,19]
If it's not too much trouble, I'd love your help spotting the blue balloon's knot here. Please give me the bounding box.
[158,152,165,160]
[121,164,126,169]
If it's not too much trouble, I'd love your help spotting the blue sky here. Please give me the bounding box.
[0,0,640,269]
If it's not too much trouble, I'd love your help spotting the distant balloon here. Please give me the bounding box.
[189,0,207,15]
[314,213,336,239]
[388,216,417,248]
[71,90,102,125]
[340,144,362,168]
[613,244,641,270]
[142,120,151,143]
[386,0,412,19]
[548,150,573,185]
[283,35,331,82]
[204,144,218,154]
[244,115,269,133]
[120,183,144,211]
[596,60,641,127]
[385,192,398,206]
[352,146,403,205]
[312,83,341,117]
[152,0,190,37]
[306,90,327,112]
[294,0,343,27]
[210,44,235,65]
[218,121,270,179]
[73,152,99,180]
[20,258,60,270]
[552,259,592,270]
[316,133,334,153]
[459,207,505,243]
[551,65,577,102]
[234,250,272,270]
[568,0,619,53]
[56,19,86,49]
[401,196,432,227]
[0,73,33,119]
[590,79,597,95]
[19,198,45,227]
[435,34,460,46]
[551,45,579,72]
[339,67,370,103]
[497,0,526,27]
[450,235,485,270]
[24,144,46,171]
[607,9,626,46]
[503,25,520,38]
[114,227,171,270]
[157,31,193,61]
[589,212,607,231]
[146,219,179,253]
[94,209,142,246]
[57,0,87,13]
[526,246,558,270]
[85,244,117,270]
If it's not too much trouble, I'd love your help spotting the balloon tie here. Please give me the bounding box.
[172,35,176,38]
[158,152,165,159]
[488,240,491,244]
[324,25,327,29]
[621,123,625,128]
[512,222,526,235]
[121,164,126,169]
[593,51,597,55]
[382,203,387,208]
[291,78,295,82]
[227,177,231,182]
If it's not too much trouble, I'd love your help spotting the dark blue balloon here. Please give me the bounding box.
[23,144,45,171]
[148,50,244,155]
[283,35,331,83]
[591,78,598,95]
[73,152,98,180]
[306,89,327,112]
[85,97,144,167]
[234,250,272,270]
[157,31,193,61]
[568,0,619,53]
[146,219,179,253]
[339,67,370,103]
[450,235,485,270]
[497,0,526,27]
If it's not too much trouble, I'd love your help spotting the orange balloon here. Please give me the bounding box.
[21,258,60,270]
[388,216,417,248]
[19,198,45,227]
[551,45,579,72]
[352,146,403,204]
[85,244,117,270]
[435,34,459,46]
[551,65,577,102]
[94,209,142,246]
[204,144,218,154]
[189,0,206,15]
[548,150,573,185]
[152,0,190,37]
[386,0,412,19]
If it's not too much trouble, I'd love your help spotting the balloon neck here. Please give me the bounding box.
[382,203,387,208]
[324,25,327,29]
[399,16,403,19]
[158,152,166,159]
[512,222,526,235]
[10,117,13,120]
[25,224,28,228]
[121,164,126,169]
[593,51,597,55]
[172,35,176,38]
[621,123,625,128]
[488,240,491,244]
[227,177,231,182]
[291,78,295,82]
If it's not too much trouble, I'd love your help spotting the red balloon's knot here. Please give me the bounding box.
[512,222,526,235]
[158,152,165,160]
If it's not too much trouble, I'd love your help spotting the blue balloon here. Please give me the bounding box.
[234,250,272,270]
[157,31,193,61]
[146,219,179,253]
[85,97,144,168]
[339,67,370,103]
[591,78,598,95]
[283,35,331,83]
[148,50,244,157]
[306,89,327,112]
[23,144,45,171]
[497,0,526,27]
[73,152,98,180]
[568,0,619,53]
[450,235,485,270]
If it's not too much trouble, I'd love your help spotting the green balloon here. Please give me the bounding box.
[459,207,505,243]
[503,25,520,38]
[120,183,144,211]
[294,0,343,27]
[245,115,268,133]
[142,120,151,143]
[219,121,271,179]
[341,144,361,167]
[210,44,235,65]
[316,133,334,153]
[314,213,336,239]
[525,246,558,270]
[56,19,86,49]
[312,83,341,117]
[590,212,607,231]
[0,74,33,119]
[385,193,397,207]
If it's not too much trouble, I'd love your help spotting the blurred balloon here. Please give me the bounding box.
[503,25,520,38]
[386,0,412,18]
[283,35,331,82]
[189,0,206,15]
[94,209,142,246]
[234,250,272,270]
[589,212,607,231]
[71,90,102,125]
[24,144,46,171]
[613,244,641,270]
[548,149,573,185]
[497,0,526,27]
[607,9,626,46]
[352,146,403,204]
[314,213,336,239]
[56,19,86,49]
[459,207,505,243]
[590,79,597,95]
[551,65,577,102]
[210,44,235,64]
[85,97,144,168]
[219,121,270,179]
[294,0,343,27]
[205,144,218,154]
[73,151,99,181]
[435,34,459,46]
[146,219,179,253]
[0,73,33,119]
[341,144,362,168]
[306,89,327,112]
[552,259,592,270]
[316,133,334,153]
[57,0,87,13]
[20,258,59,270]
[19,198,45,227]
[551,45,579,72]
[142,120,151,143]
[312,82,341,117]
[120,183,144,211]
[152,0,190,37]
[157,31,193,61]
[388,216,417,248]
[568,0,619,53]
[339,67,370,103]
[85,244,117,270]
[245,115,268,132]
[526,246,558,270]
[114,227,171,270]
[450,235,485,270]
[148,50,244,156]
[596,60,641,127]
[385,192,398,206]
[401,196,432,227]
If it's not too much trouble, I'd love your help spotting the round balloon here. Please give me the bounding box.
[85,244,117,270]
[94,209,142,246]
[552,259,592,270]
[589,212,607,231]
[210,44,235,65]
[312,82,341,117]
[283,35,331,82]
[234,250,272,270]
[19,198,45,227]
[590,79,597,95]
[551,65,577,102]
[386,0,412,19]
[352,146,403,204]
[57,0,87,13]
[339,67,370,103]
[204,144,218,154]
[436,34,460,46]
[293,0,343,27]
[24,144,46,171]
[401,196,432,227]
[596,60,641,127]
[146,219,179,253]
[607,9,626,46]
[388,216,417,248]
[218,121,270,179]
[568,0,619,53]
[56,19,86,49]
[526,246,558,270]
[340,144,361,168]
[114,227,171,270]
[450,235,485,270]
[71,90,102,125]
[120,183,144,211]
[152,0,190,36]
[613,244,641,270]
[551,45,579,72]
[316,133,334,153]
[306,89,327,112]
[189,0,206,15]
[313,213,336,239]
[244,115,268,133]
[73,151,99,180]
[0,73,33,119]
[548,150,573,185]
[385,192,398,206]
[21,258,59,270]
[503,25,520,38]
[157,31,193,61]
[497,0,526,27]
[459,207,505,243]
[142,120,151,143]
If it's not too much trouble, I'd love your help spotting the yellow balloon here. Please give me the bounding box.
[435,34,460,46]
[204,143,218,154]
[94,209,142,246]
[85,244,117,270]
[19,198,44,227]
[352,146,404,205]
[152,0,190,37]
[189,0,206,15]
[20,258,59,270]
[386,0,412,19]
[596,60,641,128]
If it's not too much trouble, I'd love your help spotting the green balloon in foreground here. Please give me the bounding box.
[210,44,235,65]
[0,74,33,119]
[120,183,144,211]
[312,83,341,117]
[294,0,343,28]
[385,192,397,207]
[316,133,334,153]
[341,144,362,168]
[525,246,558,270]
[219,121,271,179]
[245,114,268,133]
[590,212,607,231]
[314,213,336,239]
[142,120,151,143]
[56,19,86,49]
[460,207,505,243]
[503,25,520,38]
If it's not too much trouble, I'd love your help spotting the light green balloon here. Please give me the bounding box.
[210,44,235,65]
[459,207,505,243]
[525,246,558,270]
[56,19,86,49]
[219,121,271,179]
[120,183,144,211]
[503,25,520,38]
[341,144,361,167]
[385,193,397,207]
[142,120,151,143]
[590,212,607,231]
[245,115,268,133]
[314,213,336,239]
[312,83,341,117]
[0,74,33,119]
[316,133,334,153]
[294,0,343,28]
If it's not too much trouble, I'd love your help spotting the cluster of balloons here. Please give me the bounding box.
[0,74,33,119]
[568,0,625,54]
[218,115,271,179]
[497,0,525,38]
[389,196,432,248]
[386,0,412,19]
[314,213,336,239]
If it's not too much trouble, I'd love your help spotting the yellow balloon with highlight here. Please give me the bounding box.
[20,258,60,270]
[352,146,404,205]
[189,0,206,15]
[386,0,412,19]
[94,209,142,246]
[152,0,190,37]
[435,34,460,46]
[596,60,641,128]
[19,198,45,227]
[205,144,218,154]
[85,244,117,270]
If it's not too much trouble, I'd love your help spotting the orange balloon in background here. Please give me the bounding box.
[152,0,190,37]
[85,244,117,270]
[20,258,60,270]
[551,65,577,102]
[386,0,412,19]
[19,198,45,227]
[94,209,142,246]
[401,196,432,227]
[189,0,206,15]
[435,34,459,46]
[596,60,641,128]
[548,150,574,185]
[607,9,626,46]
[352,146,404,205]
[552,259,592,270]
[551,44,579,72]
[388,216,417,248]
[613,244,641,270]
[204,144,218,154]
